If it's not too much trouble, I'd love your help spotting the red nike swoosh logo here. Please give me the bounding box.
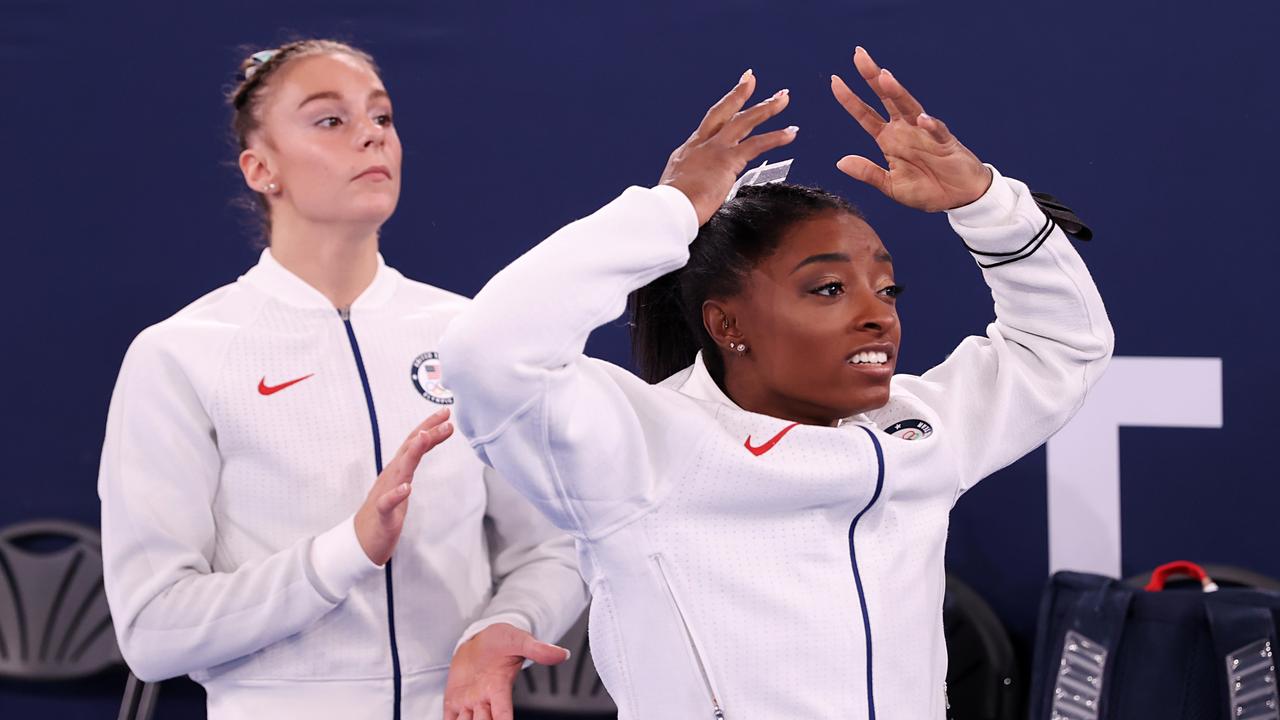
[258,374,314,396]
[744,422,800,456]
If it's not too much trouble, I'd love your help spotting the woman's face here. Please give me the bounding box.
[247,52,402,228]
[723,210,902,424]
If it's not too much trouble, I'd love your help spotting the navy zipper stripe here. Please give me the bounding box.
[851,426,886,720]
[341,310,402,720]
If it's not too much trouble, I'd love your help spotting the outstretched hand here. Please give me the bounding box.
[660,70,799,225]
[831,47,992,212]
[443,623,571,720]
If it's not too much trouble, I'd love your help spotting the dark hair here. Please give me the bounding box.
[225,39,379,241]
[629,183,864,384]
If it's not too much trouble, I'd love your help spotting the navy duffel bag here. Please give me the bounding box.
[1027,562,1280,719]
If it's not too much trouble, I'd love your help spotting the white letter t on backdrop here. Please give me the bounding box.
[1046,356,1223,577]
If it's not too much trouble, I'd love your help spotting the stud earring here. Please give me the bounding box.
[733,343,747,354]
[264,182,278,193]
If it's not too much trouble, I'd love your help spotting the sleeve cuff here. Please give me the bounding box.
[946,165,1055,260]
[306,514,380,604]
[651,184,701,244]
[945,164,1020,226]
[453,612,535,654]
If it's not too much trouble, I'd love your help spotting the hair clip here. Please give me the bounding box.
[726,158,794,201]
[242,49,279,81]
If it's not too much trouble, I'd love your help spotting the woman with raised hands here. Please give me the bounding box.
[440,45,1111,719]
[98,39,587,720]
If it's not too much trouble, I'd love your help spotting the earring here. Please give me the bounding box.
[732,342,747,354]
[264,182,278,193]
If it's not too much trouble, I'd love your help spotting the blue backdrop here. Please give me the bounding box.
[2,0,1275,716]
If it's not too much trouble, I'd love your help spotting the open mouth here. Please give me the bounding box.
[847,350,890,366]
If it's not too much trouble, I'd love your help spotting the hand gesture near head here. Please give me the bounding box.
[831,47,992,212]
[660,70,799,225]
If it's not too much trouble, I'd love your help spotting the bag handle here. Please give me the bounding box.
[1145,560,1219,592]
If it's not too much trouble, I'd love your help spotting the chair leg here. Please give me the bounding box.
[118,671,163,720]
[117,672,143,720]
[136,679,161,720]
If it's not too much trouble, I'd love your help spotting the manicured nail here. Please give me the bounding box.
[881,68,893,78]
[785,125,799,134]
[772,88,789,99]
[919,112,932,121]
[855,45,865,54]
[560,647,572,661]
[740,68,753,82]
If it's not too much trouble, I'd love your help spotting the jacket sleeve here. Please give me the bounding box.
[894,166,1115,493]
[439,185,710,540]
[452,466,589,651]
[98,330,380,681]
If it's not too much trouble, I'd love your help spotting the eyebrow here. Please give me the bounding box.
[297,88,390,110]
[790,250,893,274]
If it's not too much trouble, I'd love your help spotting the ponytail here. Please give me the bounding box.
[628,269,701,384]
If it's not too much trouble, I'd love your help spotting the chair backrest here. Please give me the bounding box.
[0,519,122,680]
[512,606,616,715]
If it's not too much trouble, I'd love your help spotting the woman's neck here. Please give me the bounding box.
[268,212,380,309]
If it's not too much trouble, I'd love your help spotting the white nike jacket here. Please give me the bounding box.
[99,250,588,720]
[439,168,1113,719]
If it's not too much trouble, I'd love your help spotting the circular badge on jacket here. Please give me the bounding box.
[410,351,454,405]
[886,419,933,440]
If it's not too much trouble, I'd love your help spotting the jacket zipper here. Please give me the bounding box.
[650,553,726,719]
[850,425,886,720]
[339,307,403,720]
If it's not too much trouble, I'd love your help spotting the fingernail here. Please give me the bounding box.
[772,88,789,99]
[881,68,893,77]
[920,112,932,121]
[856,45,865,54]
[785,125,799,134]
[399,483,410,494]
[740,68,753,82]
[560,646,572,661]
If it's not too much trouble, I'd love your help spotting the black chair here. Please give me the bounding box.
[0,519,120,680]
[0,519,166,720]
[942,573,1023,720]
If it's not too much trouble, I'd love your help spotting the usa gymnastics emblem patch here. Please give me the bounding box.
[886,419,933,441]
[410,351,454,405]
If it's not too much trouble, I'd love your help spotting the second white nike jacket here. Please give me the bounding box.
[99,251,588,720]
[439,168,1114,719]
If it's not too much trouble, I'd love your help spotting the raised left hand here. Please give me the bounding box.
[443,622,570,720]
[831,46,992,212]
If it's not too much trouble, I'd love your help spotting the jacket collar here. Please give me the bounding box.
[241,248,401,312]
[672,352,872,427]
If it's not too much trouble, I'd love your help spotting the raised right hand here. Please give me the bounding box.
[354,407,453,565]
[659,70,798,225]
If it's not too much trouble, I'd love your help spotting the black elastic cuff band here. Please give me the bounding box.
[964,214,1054,258]
[975,219,1059,268]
